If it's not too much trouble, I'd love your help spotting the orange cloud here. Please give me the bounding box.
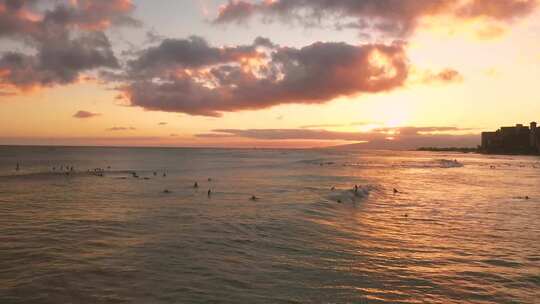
[122,38,409,116]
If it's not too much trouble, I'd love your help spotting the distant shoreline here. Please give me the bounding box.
[416,147,478,153]
[417,147,540,156]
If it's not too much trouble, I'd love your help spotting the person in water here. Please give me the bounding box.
[16,162,20,171]
[393,188,399,194]
[194,182,199,188]
[250,195,258,201]
[207,189,212,197]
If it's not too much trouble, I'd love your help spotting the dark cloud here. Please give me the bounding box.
[197,126,479,149]
[0,0,138,90]
[124,38,409,116]
[214,0,537,38]
[73,110,101,119]
[0,32,118,89]
[106,126,136,131]
[0,0,139,39]
[41,0,141,30]
[127,36,269,77]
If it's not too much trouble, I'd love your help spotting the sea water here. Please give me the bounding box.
[1,146,539,303]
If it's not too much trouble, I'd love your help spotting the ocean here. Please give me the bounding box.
[1,146,539,303]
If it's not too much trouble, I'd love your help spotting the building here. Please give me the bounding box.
[481,122,540,154]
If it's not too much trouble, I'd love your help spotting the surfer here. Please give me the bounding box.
[194,182,199,188]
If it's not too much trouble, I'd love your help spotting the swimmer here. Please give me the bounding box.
[250,195,258,201]
[163,189,171,194]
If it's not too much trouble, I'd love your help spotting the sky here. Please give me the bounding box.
[0,0,540,148]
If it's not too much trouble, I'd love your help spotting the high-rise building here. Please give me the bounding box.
[481,122,539,154]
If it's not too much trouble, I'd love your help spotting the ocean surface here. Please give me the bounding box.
[1,146,539,304]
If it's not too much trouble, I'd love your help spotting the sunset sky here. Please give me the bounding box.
[1,0,540,148]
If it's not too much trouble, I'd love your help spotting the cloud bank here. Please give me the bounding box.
[215,0,538,38]
[197,126,479,149]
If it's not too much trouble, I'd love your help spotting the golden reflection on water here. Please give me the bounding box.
[1,148,539,303]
